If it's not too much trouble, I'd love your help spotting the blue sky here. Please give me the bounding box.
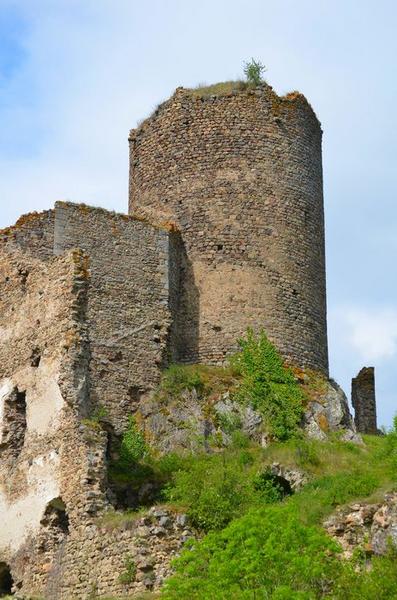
[0,0,396,426]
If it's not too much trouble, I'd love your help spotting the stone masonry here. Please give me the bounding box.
[129,83,328,373]
[0,202,180,598]
[351,367,378,434]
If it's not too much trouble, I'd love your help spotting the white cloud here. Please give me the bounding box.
[330,306,397,363]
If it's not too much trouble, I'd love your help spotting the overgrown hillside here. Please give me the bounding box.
[92,332,397,600]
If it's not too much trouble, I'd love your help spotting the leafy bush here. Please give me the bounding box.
[253,468,291,503]
[162,505,341,599]
[243,58,266,85]
[334,549,397,599]
[118,554,137,584]
[160,435,395,598]
[119,416,148,466]
[230,329,305,440]
[164,453,253,531]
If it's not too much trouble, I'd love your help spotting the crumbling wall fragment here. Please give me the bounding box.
[351,367,377,434]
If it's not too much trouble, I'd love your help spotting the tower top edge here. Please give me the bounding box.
[129,81,320,141]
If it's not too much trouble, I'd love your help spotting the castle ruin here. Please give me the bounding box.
[0,82,335,598]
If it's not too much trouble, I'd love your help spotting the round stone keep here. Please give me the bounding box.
[129,83,328,374]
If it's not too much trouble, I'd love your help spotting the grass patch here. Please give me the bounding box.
[157,363,239,400]
[186,80,252,97]
[96,508,148,531]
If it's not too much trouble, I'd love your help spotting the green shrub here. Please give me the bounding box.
[118,554,137,584]
[243,58,266,85]
[230,329,305,440]
[120,416,148,465]
[252,468,290,503]
[334,549,397,599]
[164,454,252,531]
[216,411,242,434]
[162,504,341,599]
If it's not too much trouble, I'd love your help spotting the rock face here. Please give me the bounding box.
[352,367,378,434]
[138,377,360,454]
[303,379,361,443]
[324,492,397,558]
[138,388,265,454]
[270,463,308,492]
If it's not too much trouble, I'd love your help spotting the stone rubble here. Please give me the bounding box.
[324,492,397,559]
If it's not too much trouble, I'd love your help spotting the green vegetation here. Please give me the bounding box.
[161,433,397,599]
[120,416,148,465]
[187,80,249,97]
[243,57,267,85]
[157,363,239,400]
[118,555,137,585]
[82,404,109,430]
[230,329,306,440]
[102,331,397,599]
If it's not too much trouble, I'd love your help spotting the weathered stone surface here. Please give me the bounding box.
[0,203,181,597]
[270,463,308,492]
[129,84,328,374]
[303,379,361,443]
[137,388,265,453]
[352,367,378,434]
[43,507,195,599]
[53,202,180,432]
[324,492,397,559]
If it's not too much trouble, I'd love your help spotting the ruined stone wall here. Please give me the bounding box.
[53,202,180,431]
[43,507,194,600]
[0,210,55,261]
[352,367,377,434]
[0,247,108,597]
[129,84,328,373]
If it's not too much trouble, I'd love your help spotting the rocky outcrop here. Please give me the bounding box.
[324,492,397,558]
[138,388,265,453]
[138,377,360,454]
[303,379,361,443]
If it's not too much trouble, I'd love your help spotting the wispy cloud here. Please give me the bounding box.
[330,306,397,362]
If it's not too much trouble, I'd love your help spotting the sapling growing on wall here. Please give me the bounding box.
[243,58,266,85]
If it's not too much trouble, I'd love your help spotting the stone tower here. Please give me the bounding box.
[129,83,328,373]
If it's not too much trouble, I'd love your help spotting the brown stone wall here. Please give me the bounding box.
[351,367,377,434]
[53,202,179,431]
[0,210,55,261]
[0,247,108,597]
[129,84,328,373]
[44,507,195,600]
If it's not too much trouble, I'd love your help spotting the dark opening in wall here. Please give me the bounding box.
[253,469,293,500]
[0,562,13,596]
[30,347,41,368]
[41,497,70,536]
[0,388,27,461]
